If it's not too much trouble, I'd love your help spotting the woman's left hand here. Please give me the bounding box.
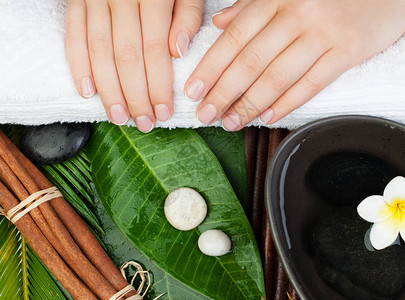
[185,0,405,131]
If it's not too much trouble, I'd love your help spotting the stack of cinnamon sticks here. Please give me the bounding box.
[0,130,134,300]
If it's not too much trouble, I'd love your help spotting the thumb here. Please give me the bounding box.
[212,0,254,29]
[169,0,204,58]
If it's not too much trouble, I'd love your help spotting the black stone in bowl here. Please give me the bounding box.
[265,115,405,300]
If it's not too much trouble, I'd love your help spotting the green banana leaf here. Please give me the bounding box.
[196,128,249,211]
[42,148,210,299]
[88,127,249,299]
[91,184,210,300]
[86,123,265,299]
[0,217,68,300]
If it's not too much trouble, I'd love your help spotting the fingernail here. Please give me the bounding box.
[197,104,217,125]
[155,104,171,122]
[110,104,128,125]
[135,115,154,133]
[185,79,205,101]
[81,76,95,98]
[222,113,241,131]
[259,108,274,124]
[213,7,231,17]
[176,31,190,58]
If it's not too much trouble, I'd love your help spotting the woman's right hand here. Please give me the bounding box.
[65,0,204,132]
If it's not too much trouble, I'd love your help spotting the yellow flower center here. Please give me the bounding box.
[388,199,405,221]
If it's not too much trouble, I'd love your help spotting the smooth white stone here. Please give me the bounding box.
[164,187,207,231]
[198,230,231,257]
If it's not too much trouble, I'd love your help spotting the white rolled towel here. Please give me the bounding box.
[0,0,405,129]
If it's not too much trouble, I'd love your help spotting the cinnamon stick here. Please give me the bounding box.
[0,156,72,267]
[0,130,131,296]
[0,132,117,299]
[0,182,97,300]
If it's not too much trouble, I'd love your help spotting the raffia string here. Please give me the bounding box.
[109,261,165,300]
[0,187,62,223]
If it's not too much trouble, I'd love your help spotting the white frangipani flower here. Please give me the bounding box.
[357,176,405,250]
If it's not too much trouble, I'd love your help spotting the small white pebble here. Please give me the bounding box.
[198,230,232,256]
[164,187,207,231]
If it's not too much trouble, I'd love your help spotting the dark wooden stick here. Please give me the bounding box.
[243,127,258,222]
[0,182,97,300]
[0,132,117,299]
[0,130,132,297]
[267,129,286,163]
[265,129,289,299]
[269,130,291,300]
[261,206,275,298]
[272,256,290,300]
[288,283,300,300]
[251,128,270,242]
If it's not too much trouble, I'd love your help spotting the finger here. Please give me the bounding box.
[263,49,354,124]
[184,0,277,102]
[212,0,253,29]
[140,0,175,122]
[87,0,129,125]
[196,13,301,125]
[110,0,155,133]
[221,35,327,131]
[169,0,204,58]
[65,0,95,98]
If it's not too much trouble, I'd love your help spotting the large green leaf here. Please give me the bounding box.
[0,217,68,300]
[91,185,210,300]
[196,128,249,211]
[86,123,265,299]
[41,151,212,299]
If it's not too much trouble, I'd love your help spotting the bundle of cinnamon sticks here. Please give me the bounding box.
[0,130,135,300]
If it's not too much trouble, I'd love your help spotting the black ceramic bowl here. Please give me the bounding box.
[265,115,405,300]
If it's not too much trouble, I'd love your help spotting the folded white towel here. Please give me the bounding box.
[1,0,405,129]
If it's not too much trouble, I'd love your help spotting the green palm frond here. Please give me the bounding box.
[39,152,104,234]
[0,217,68,300]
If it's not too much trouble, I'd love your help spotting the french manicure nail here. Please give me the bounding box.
[135,115,154,133]
[176,31,190,58]
[155,104,171,122]
[197,104,217,125]
[213,7,231,17]
[81,76,95,98]
[185,79,205,101]
[259,108,274,124]
[222,113,241,131]
[110,104,128,125]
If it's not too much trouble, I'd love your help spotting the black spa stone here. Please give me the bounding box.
[311,208,405,300]
[308,152,398,206]
[21,123,91,164]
